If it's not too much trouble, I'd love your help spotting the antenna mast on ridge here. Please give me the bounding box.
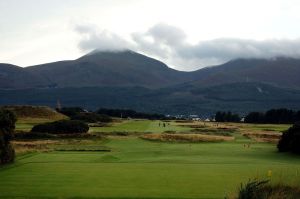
[56,99,61,111]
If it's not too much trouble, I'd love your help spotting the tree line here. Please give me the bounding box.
[97,108,167,120]
[214,108,300,124]
[244,108,300,124]
[215,111,241,122]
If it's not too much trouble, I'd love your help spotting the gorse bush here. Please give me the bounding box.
[0,109,16,164]
[58,107,85,117]
[70,113,112,123]
[226,179,300,199]
[277,122,300,154]
[237,179,269,199]
[31,120,89,134]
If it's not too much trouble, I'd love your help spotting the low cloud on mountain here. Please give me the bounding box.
[75,23,300,71]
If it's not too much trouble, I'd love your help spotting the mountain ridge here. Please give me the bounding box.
[1,50,300,115]
[1,50,300,89]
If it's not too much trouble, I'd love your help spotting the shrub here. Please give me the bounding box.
[237,179,269,199]
[277,122,300,154]
[71,113,112,123]
[31,120,89,134]
[58,107,85,117]
[226,179,300,199]
[0,109,17,164]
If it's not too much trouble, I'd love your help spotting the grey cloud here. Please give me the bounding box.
[74,24,132,51]
[182,38,300,60]
[75,23,300,71]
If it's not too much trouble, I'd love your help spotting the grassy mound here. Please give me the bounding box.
[2,105,67,120]
[141,133,234,142]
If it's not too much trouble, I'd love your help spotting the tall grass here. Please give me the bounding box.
[226,179,300,199]
[141,133,234,142]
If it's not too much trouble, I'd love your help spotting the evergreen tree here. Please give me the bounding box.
[0,109,16,164]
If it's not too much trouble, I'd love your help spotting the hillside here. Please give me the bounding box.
[2,105,67,120]
[0,64,48,89]
[1,82,300,116]
[1,51,300,115]
[192,57,300,89]
[26,50,193,88]
[1,51,300,89]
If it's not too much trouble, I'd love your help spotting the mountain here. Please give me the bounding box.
[2,51,300,89]
[191,57,300,89]
[26,50,193,88]
[0,63,48,89]
[1,82,300,116]
[1,50,300,115]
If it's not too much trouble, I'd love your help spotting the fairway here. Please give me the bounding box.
[1,132,300,199]
[89,120,190,133]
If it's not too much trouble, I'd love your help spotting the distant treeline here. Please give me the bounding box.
[58,107,167,120]
[245,108,300,124]
[215,108,300,124]
[215,111,241,122]
[97,108,167,120]
[57,107,112,123]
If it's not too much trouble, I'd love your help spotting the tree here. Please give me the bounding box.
[31,120,89,134]
[0,109,17,164]
[244,108,300,124]
[278,122,300,154]
[58,107,85,117]
[70,113,112,123]
[244,112,265,123]
[215,111,241,122]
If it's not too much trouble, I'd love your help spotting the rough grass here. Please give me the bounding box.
[242,131,282,143]
[226,179,300,199]
[3,105,67,120]
[12,139,108,155]
[141,133,235,142]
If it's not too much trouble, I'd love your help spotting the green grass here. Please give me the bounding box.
[1,136,300,199]
[89,120,190,134]
[15,118,62,132]
[4,120,299,199]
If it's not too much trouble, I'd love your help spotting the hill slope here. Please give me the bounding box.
[0,64,48,89]
[2,105,67,120]
[26,50,193,88]
[1,51,300,115]
[1,51,300,89]
[192,57,300,89]
[1,82,300,116]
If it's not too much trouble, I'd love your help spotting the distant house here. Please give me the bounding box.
[204,118,211,122]
[192,118,201,121]
[77,109,90,114]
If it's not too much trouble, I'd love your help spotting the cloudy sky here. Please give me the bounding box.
[1,0,300,71]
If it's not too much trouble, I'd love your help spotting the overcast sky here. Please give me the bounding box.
[1,0,300,71]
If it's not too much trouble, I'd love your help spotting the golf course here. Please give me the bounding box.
[0,119,299,199]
